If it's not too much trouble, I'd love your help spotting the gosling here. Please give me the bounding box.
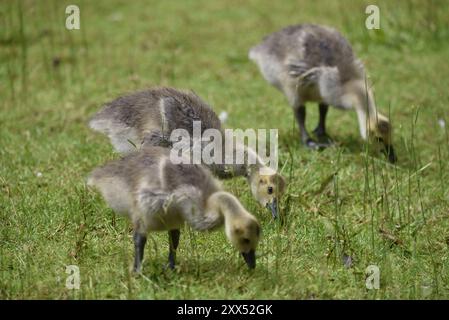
[249,23,397,163]
[87,145,260,272]
[89,87,286,218]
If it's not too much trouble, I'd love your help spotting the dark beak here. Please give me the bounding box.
[377,137,397,164]
[241,250,256,269]
[266,198,278,219]
[384,144,397,163]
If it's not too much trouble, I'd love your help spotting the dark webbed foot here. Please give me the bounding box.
[312,128,334,147]
[304,137,321,150]
[303,136,331,150]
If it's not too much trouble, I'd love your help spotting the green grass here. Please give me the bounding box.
[1,0,449,299]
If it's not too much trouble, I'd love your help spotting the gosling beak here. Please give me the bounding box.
[377,137,397,164]
[241,250,256,269]
[384,144,397,164]
[266,198,278,219]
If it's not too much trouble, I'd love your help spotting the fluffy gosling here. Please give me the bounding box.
[249,23,397,163]
[87,146,261,272]
[89,87,286,218]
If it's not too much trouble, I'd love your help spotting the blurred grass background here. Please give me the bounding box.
[1,0,448,299]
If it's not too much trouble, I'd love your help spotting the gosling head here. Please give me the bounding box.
[225,215,261,269]
[370,114,397,163]
[248,167,286,219]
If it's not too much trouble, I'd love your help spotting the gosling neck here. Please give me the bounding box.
[345,79,378,120]
[232,142,267,175]
[207,191,246,221]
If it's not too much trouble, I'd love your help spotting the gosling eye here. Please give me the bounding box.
[259,179,265,184]
[267,186,273,194]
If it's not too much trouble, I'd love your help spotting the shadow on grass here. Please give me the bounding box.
[131,260,265,298]
[280,129,417,170]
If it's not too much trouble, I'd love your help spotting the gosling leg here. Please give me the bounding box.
[133,232,147,273]
[313,103,333,146]
[294,105,319,149]
[168,229,180,269]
